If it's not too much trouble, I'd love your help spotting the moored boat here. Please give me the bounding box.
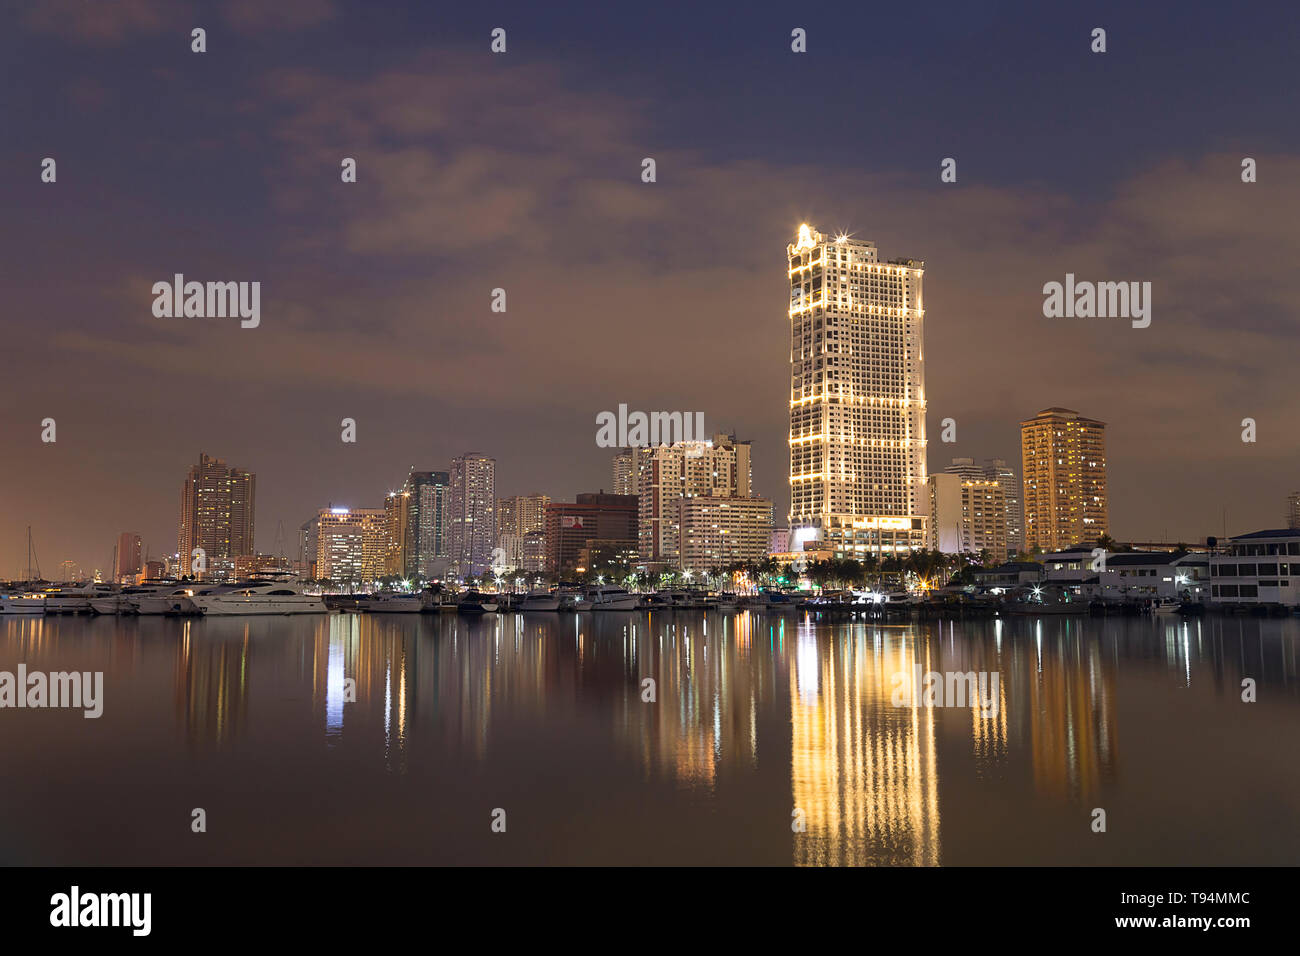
[457,590,499,614]
[1006,584,1087,615]
[585,585,640,611]
[520,589,561,611]
[43,582,117,614]
[189,579,327,616]
[360,592,423,613]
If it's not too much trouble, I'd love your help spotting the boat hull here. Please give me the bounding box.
[520,598,561,612]
[0,598,46,614]
[191,599,327,616]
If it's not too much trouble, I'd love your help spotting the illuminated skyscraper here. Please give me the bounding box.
[612,450,637,496]
[1020,407,1108,552]
[177,453,256,579]
[401,470,450,579]
[787,224,927,557]
[635,433,753,567]
[496,493,550,571]
[384,490,411,575]
[450,453,496,577]
[984,458,1024,557]
[315,508,388,584]
[945,457,1023,559]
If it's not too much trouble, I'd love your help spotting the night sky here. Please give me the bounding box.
[3,0,1298,574]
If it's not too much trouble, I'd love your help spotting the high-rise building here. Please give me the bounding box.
[1287,492,1300,531]
[929,474,1006,558]
[612,450,637,496]
[314,508,388,585]
[984,458,1024,557]
[115,531,142,582]
[943,457,985,482]
[1020,408,1108,553]
[401,470,450,579]
[677,496,774,571]
[496,493,550,570]
[636,434,752,567]
[177,453,256,580]
[545,493,638,574]
[384,490,411,575]
[450,454,496,577]
[944,458,1023,559]
[787,224,927,559]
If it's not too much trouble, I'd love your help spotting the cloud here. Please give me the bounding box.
[222,0,339,32]
[24,0,338,45]
[24,0,187,44]
[9,41,1300,550]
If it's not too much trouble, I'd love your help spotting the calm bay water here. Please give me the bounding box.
[1,610,1297,866]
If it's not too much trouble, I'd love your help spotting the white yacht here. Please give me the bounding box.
[137,583,225,616]
[520,589,562,611]
[585,586,640,611]
[189,579,327,616]
[361,592,423,613]
[91,581,178,615]
[0,590,47,614]
[43,582,117,614]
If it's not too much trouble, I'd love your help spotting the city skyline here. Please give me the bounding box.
[5,2,1300,573]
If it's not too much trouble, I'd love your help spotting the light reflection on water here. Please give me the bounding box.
[0,611,1297,865]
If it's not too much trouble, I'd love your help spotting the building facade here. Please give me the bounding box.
[450,454,496,578]
[677,496,774,571]
[929,474,1007,558]
[115,531,142,582]
[1020,408,1108,553]
[545,493,638,574]
[1209,529,1300,607]
[402,470,450,579]
[636,434,753,567]
[612,450,637,497]
[787,224,927,560]
[314,508,388,586]
[985,458,1024,557]
[177,453,256,580]
[496,493,550,571]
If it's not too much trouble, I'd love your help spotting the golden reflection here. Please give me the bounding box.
[791,624,940,866]
[173,619,249,749]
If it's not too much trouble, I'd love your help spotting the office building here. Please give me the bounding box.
[545,493,638,574]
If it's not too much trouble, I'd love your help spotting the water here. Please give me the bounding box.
[1,611,1296,865]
